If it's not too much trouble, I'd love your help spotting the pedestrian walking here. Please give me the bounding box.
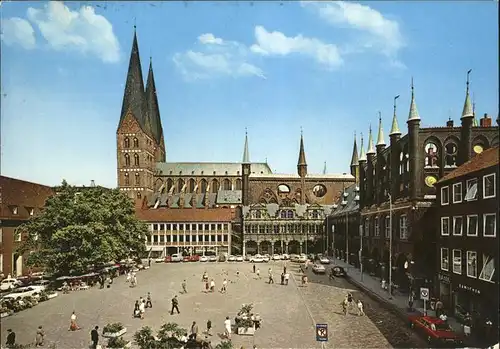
[268,273,274,284]
[5,329,15,348]
[190,321,199,340]
[139,299,146,319]
[221,279,228,293]
[133,300,140,317]
[280,272,285,285]
[341,299,348,315]
[146,292,153,308]
[256,268,260,278]
[205,280,209,293]
[284,272,289,285]
[182,280,187,294]
[126,271,131,283]
[69,311,81,331]
[224,316,232,339]
[35,326,45,347]
[283,266,287,274]
[357,300,364,316]
[90,326,99,349]
[210,279,215,292]
[206,320,212,336]
[171,295,180,314]
[253,264,256,273]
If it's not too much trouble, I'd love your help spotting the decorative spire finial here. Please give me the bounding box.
[350,131,359,166]
[407,78,420,122]
[242,129,250,163]
[367,124,375,155]
[376,112,386,147]
[390,95,401,135]
[461,69,474,119]
[359,132,367,162]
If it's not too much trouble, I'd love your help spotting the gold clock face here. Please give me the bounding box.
[473,144,484,154]
[425,175,437,187]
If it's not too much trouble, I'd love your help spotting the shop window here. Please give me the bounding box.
[483,213,496,237]
[466,215,478,236]
[440,248,449,271]
[441,187,449,205]
[479,254,495,282]
[466,251,477,278]
[483,174,496,199]
[399,215,408,240]
[441,217,450,236]
[453,216,463,236]
[453,183,462,203]
[465,178,478,201]
[374,218,380,237]
[452,249,462,274]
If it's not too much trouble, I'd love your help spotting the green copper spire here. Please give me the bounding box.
[359,133,367,162]
[461,69,473,119]
[242,128,250,163]
[376,112,386,147]
[350,132,359,166]
[366,124,375,155]
[390,95,401,136]
[407,77,421,122]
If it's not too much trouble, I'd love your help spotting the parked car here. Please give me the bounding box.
[262,254,270,262]
[319,257,331,264]
[331,266,346,277]
[235,255,244,262]
[3,286,43,300]
[30,280,50,291]
[244,255,251,261]
[408,315,464,346]
[208,256,218,262]
[190,255,200,262]
[312,264,326,274]
[170,254,183,262]
[155,257,165,263]
[228,255,236,262]
[0,279,22,291]
[272,254,282,261]
[298,255,308,263]
[250,254,264,263]
[200,256,209,262]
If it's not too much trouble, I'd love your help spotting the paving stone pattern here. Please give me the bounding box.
[1,261,422,348]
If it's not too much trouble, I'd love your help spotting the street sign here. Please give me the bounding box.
[316,323,328,342]
[420,287,429,301]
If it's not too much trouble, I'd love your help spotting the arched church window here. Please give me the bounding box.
[188,179,196,193]
[166,178,173,193]
[124,137,130,148]
[200,179,207,193]
[445,143,458,167]
[124,173,129,185]
[223,179,231,190]
[134,153,140,166]
[235,179,242,190]
[133,138,139,148]
[177,179,185,193]
[125,154,130,166]
[135,173,140,185]
[211,180,219,193]
[424,142,439,168]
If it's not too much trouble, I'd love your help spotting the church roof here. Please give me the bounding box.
[155,162,272,176]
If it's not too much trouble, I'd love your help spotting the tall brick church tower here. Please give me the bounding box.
[116,27,166,199]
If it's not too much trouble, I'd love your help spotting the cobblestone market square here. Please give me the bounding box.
[0,261,407,348]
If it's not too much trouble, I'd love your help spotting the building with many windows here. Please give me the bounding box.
[435,146,498,343]
[356,75,498,291]
[0,176,54,277]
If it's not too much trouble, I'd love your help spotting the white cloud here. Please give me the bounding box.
[198,33,224,45]
[250,26,343,69]
[1,17,36,50]
[301,1,404,57]
[173,33,265,81]
[25,1,120,63]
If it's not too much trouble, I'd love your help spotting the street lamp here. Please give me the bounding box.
[388,193,393,299]
[359,224,363,281]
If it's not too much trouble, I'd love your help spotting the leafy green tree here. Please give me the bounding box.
[133,326,157,349]
[16,180,149,276]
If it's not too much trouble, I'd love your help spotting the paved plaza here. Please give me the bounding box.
[1,261,400,348]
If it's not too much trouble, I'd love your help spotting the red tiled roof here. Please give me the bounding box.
[438,147,499,183]
[135,207,234,222]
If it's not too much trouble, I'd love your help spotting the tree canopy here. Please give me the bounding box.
[17,180,149,276]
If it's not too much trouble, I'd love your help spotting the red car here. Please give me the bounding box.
[409,315,464,346]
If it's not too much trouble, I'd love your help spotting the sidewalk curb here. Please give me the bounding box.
[344,274,415,324]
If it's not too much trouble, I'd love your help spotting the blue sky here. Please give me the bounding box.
[1,1,498,188]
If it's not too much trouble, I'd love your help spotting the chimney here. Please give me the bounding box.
[90,180,95,187]
[446,118,454,127]
[480,113,492,127]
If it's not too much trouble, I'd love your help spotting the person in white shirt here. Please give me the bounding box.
[439,313,448,322]
[210,279,215,293]
[357,300,364,316]
[139,300,146,319]
[224,316,231,339]
[221,279,228,293]
[284,273,289,285]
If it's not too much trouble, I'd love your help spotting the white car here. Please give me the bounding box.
[250,254,264,263]
[208,256,218,262]
[235,255,244,262]
[319,257,331,264]
[282,254,290,260]
[155,257,165,263]
[262,255,270,262]
[228,255,236,262]
[30,280,50,291]
[3,286,42,300]
[312,264,326,274]
[272,254,282,260]
[298,255,308,263]
[200,256,209,262]
[0,279,22,291]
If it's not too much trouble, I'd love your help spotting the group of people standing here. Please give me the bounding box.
[133,292,153,319]
[340,292,364,316]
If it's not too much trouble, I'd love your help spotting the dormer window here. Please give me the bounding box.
[192,171,195,175]
[201,171,204,175]
[225,171,228,175]
[213,171,216,175]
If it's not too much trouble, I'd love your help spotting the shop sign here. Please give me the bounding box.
[458,283,480,295]
[438,273,450,284]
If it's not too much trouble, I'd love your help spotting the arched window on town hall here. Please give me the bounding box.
[424,141,439,168]
[235,178,242,190]
[124,137,130,148]
[135,173,140,185]
[445,142,458,167]
[200,179,208,193]
[223,179,231,190]
[133,137,139,148]
[124,154,130,166]
[124,173,130,185]
[211,179,219,193]
[134,153,140,166]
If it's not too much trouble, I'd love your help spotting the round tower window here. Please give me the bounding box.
[313,184,327,198]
